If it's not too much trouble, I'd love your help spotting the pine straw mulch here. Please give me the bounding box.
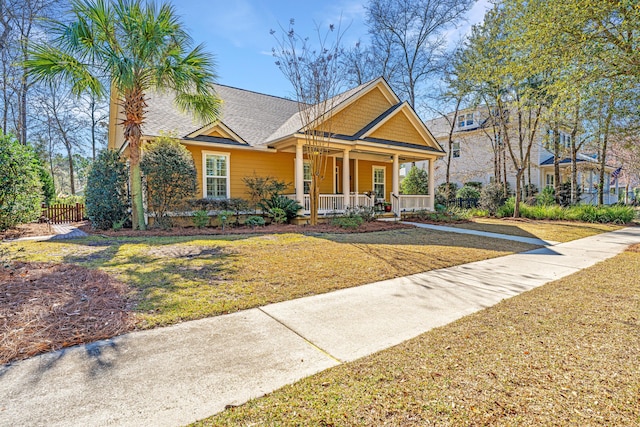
[0,262,137,365]
[1,222,55,240]
[78,220,414,237]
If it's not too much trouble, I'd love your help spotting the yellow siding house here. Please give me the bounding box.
[108,77,445,217]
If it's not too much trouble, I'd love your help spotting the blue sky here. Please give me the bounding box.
[171,0,490,99]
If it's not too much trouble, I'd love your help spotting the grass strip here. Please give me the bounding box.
[199,244,640,426]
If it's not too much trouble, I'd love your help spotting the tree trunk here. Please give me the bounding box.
[514,169,523,218]
[553,127,561,204]
[129,136,146,230]
[65,142,75,195]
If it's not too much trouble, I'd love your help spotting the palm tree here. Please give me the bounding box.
[25,0,220,230]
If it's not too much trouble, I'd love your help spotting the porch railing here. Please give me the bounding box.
[286,193,434,216]
[285,193,375,215]
[396,195,433,212]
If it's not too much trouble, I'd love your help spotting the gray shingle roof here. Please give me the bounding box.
[142,84,300,146]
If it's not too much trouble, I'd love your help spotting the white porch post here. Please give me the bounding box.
[343,148,351,208]
[392,154,399,197]
[295,142,304,205]
[354,158,359,195]
[428,157,435,210]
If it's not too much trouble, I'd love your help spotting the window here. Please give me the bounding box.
[452,141,460,158]
[457,113,474,128]
[546,173,555,188]
[373,167,385,199]
[203,152,229,198]
[303,162,311,194]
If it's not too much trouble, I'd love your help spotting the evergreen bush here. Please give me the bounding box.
[0,134,42,230]
[141,135,197,229]
[85,150,129,230]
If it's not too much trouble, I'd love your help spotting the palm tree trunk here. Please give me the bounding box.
[123,87,147,230]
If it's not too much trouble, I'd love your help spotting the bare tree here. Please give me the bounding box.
[365,0,474,108]
[271,19,347,225]
[0,0,62,142]
[33,82,85,195]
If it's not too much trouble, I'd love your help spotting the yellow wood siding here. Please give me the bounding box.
[206,129,227,138]
[357,160,392,200]
[186,145,296,199]
[325,87,394,136]
[370,112,426,146]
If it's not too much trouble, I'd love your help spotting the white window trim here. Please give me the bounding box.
[373,166,386,200]
[303,161,311,194]
[452,141,461,158]
[202,151,231,198]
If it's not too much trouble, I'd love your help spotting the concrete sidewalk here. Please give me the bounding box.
[1,227,639,427]
[402,221,560,246]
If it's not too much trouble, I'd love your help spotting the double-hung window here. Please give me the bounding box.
[303,162,311,194]
[452,141,461,158]
[204,152,229,198]
[373,167,386,199]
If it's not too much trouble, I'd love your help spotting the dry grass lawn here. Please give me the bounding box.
[449,218,623,242]
[198,244,640,427]
[6,229,538,329]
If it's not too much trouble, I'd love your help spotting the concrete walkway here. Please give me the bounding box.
[2,223,88,242]
[402,221,560,246]
[1,227,639,427]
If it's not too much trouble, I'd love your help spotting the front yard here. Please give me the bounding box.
[197,243,640,426]
[2,226,540,364]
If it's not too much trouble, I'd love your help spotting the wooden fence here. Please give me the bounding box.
[41,203,86,224]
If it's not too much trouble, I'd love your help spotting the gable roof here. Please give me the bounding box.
[141,77,443,155]
[143,84,300,145]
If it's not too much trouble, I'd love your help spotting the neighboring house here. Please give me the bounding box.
[420,107,619,204]
[108,77,445,218]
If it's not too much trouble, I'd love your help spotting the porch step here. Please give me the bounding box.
[377,213,399,222]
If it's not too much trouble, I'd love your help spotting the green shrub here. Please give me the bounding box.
[537,186,556,206]
[85,149,129,230]
[269,207,287,224]
[245,215,266,229]
[192,210,209,228]
[217,210,234,230]
[243,174,290,211]
[259,195,301,223]
[497,197,515,218]
[331,215,364,229]
[557,181,581,207]
[566,204,634,224]
[0,135,43,231]
[345,205,376,222]
[464,181,483,190]
[436,182,458,206]
[456,185,481,200]
[37,162,55,206]
[480,182,507,216]
[141,134,197,229]
[401,166,429,195]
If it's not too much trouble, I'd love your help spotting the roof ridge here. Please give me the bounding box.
[214,83,298,104]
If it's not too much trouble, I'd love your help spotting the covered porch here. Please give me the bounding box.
[283,141,439,217]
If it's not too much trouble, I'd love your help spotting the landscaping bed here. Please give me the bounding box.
[198,244,640,426]
[0,262,136,365]
[78,220,414,237]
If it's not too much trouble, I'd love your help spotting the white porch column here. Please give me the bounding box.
[428,157,435,210]
[343,148,351,208]
[295,142,304,204]
[392,154,399,196]
[354,158,359,195]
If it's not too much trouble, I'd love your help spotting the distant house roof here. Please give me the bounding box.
[540,153,598,166]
